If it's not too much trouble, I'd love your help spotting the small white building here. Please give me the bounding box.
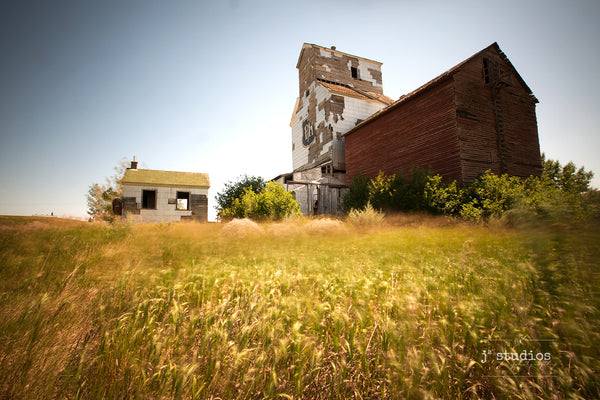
[121,159,209,223]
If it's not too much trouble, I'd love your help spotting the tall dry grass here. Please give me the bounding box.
[0,216,598,399]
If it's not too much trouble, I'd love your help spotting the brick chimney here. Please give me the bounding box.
[130,156,138,169]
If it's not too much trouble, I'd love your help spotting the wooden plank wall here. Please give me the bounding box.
[190,194,208,222]
[345,79,461,183]
[297,46,383,99]
[297,47,316,100]
[454,55,502,182]
[345,46,542,187]
[455,50,541,182]
[501,89,542,177]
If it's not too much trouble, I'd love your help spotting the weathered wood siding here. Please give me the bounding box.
[292,84,388,172]
[293,44,388,172]
[345,46,542,186]
[454,49,541,182]
[498,81,542,178]
[345,78,461,183]
[454,54,502,182]
[297,45,383,99]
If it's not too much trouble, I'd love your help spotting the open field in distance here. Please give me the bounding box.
[0,215,598,399]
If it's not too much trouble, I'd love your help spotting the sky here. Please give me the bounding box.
[1,0,599,221]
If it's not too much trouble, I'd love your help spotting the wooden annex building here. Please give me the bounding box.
[343,42,542,185]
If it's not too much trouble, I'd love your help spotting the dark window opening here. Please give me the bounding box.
[483,58,491,84]
[321,164,333,175]
[142,190,157,209]
[351,67,358,79]
[176,191,190,211]
[483,57,509,85]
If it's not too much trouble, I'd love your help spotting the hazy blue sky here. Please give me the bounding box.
[1,0,599,221]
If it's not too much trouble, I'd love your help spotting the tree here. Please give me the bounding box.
[215,175,266,220]
[542,153,594,194]
[86,158,128,222]
[459,171,525,220]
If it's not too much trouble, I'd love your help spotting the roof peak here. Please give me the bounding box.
[343,41,537,137]
[297,43,383,68]
[123,168,210,188]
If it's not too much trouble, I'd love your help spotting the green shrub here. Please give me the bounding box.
[221,182,301,221]
[512,174,598,224]
[342,174,370,212]
[582,189,600,218]
[424,172,521,221]
[461,171,525,220]
[395,168,431,211]
[252,181,302,221]
[215,175,266,219]
[342,159,597,223]
[424,174,463,215]
[220,190,250,220]
[459,201,484,221]
[367,171,396,211]
[369,169,431,212]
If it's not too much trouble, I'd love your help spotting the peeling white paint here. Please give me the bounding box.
[334,96,385,134]
[358,60,383,88]
[292,45,388,172]
[292,82,387,171]
[344,59,383,87]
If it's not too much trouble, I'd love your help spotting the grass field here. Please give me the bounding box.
[0,215,598,399]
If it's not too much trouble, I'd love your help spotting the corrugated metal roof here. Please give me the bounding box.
[122,169,210,188]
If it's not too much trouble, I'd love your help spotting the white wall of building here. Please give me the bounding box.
[291,83,388,171]
[333,96,386,134]
[123,185,209,223]
[291,82,326,170]
[353,59,384,89]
